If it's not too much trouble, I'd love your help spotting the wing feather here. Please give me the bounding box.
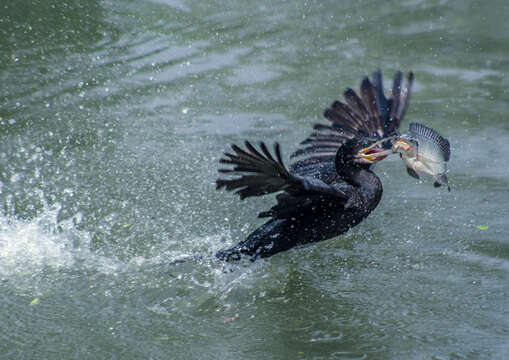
[217,71,414,220]
[291,70,414,177]
[217,142,347,219]
[360,77,384,137]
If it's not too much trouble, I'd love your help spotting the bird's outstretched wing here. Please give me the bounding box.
[290,70,414,178]
[216,141,351,219]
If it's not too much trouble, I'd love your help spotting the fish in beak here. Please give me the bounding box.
[359,143,393,163]
[393,123,451,191]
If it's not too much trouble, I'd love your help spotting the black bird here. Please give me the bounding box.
[216,70,414,261]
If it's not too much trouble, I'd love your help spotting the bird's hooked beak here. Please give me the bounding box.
[359,142,393,163]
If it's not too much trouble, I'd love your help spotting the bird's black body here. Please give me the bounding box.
[216,70,414,260]
[217,169,382,260]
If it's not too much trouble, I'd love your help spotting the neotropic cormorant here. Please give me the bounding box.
[216,70,414,260]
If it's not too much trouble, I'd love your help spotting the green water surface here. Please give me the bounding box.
[1,0,509,359]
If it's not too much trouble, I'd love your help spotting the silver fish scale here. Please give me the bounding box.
[408,123,450,162]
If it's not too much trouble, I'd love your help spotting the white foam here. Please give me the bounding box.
[0,202,122,280]
[0,198,235,283]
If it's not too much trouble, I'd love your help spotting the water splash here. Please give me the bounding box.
[0,199,122,282]
[0,193,242,290]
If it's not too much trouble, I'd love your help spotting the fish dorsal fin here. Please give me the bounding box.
[409,123,450,161]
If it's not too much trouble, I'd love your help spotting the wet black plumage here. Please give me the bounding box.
[216,70,414,260]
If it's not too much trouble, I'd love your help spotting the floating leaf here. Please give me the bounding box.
[476,225,488,230]
[29,296,41,306]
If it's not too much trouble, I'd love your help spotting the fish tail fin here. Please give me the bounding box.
[434,174,450,191]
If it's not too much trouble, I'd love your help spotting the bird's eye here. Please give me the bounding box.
[363,141,371,148]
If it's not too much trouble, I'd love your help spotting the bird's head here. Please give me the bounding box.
[335,137,393,171]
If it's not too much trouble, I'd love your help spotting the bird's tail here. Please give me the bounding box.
[215,246,247,262]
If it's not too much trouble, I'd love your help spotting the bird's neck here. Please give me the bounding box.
[337,166,365,186]
[339,167,383,204]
